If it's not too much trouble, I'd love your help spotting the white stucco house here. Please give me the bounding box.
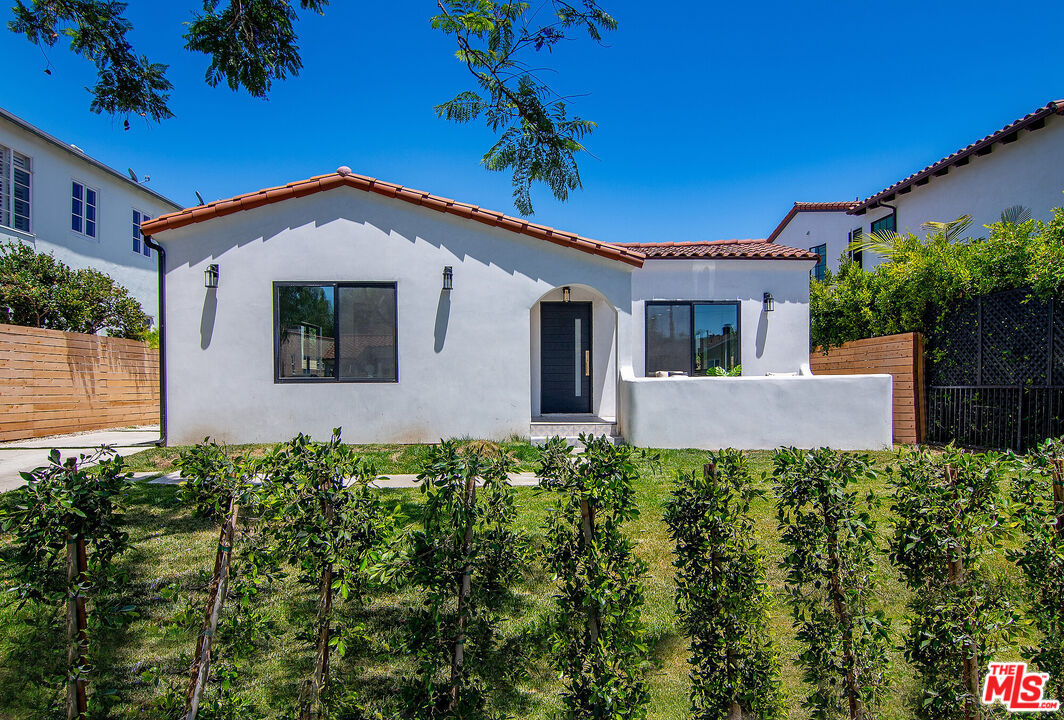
[771,98,1064,277]
[142,167,892,450]
[0,107,181,322]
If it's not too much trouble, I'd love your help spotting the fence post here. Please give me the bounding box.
[1016,386,1024,453]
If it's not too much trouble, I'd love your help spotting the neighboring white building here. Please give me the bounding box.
[0,107,181,322]
[770,98,1064,276]
[143,168,893,450]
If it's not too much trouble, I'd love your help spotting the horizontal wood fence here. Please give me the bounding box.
[810,332,925,444]
[0,323,159,442]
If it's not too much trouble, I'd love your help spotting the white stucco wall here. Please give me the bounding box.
[0,114,179,323]
[618,371,893,450]
[159,186,635,445]
[773,113,1064,274]
[629,258,816,377]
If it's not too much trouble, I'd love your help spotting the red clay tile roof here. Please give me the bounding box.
[853,99,1064,213]
[617,239,818,261]
[766,201,857,243]
[140,167,646,268]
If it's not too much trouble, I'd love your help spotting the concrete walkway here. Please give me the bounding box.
[142,471,541,489]
[0,427,160,492]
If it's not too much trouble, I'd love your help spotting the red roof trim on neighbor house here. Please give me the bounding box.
[766,201,857,243]
[851,99,1064,214]
[141,167,647,268]
[618,238,818,260]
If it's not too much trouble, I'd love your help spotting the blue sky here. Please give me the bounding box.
[1,1,1062,244]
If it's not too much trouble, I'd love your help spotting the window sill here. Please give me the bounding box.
[274,377,399,384]
[0,225,36,243]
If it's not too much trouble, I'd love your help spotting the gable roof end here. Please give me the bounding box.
[141,167,646,268]
[766,201,858,243]
[852,99,1064,214]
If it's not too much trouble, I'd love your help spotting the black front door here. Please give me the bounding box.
[540,302,592,414]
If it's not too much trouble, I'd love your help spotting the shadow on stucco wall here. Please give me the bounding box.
[434,289,450,353]
[200,289,217,350]
[755,308,768,359]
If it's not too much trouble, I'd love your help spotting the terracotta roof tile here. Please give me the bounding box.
[141,168,646,268]
[766,201,857,243]
[854,99,1064,212]
[617,239,818,261]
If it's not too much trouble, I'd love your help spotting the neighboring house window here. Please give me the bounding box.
[645,301,740,376]
[275,282,398,382]
[132,210,151,257]
[848,227,863,268]
[871,214,895,234]
[810,244,827,281]
[0,146,31,233]
[71,181,98,238]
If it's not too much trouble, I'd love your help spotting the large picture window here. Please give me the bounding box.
[274,282,397,382]
[645,301,740,376]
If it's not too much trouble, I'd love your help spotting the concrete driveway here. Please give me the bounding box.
[0,427,160,493]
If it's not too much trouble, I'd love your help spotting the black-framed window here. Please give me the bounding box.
[848,227,863,268]
[645,301,740,376]
[871,214,895,234]
[274,282,397,383]
[810,244,827,281]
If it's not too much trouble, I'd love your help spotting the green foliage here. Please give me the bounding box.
[663,450,782,720]
[773,447,891,720]
[8,2,615,215]
[402,439,528,718]
[0,241,151,339]
[1012,438,1064,708]
[0,447,132,604]
[8,0,173,121]
[538,435,650,720]
[888,446,1018,720]
[431,1,616,215]
[810,204,1064,350]
[703,364,742,377]
[184,0,328,97]
[174,438,258,521]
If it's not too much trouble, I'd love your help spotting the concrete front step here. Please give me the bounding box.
[529,418,623,446]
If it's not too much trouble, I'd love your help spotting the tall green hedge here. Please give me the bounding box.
[810,205,1064,351]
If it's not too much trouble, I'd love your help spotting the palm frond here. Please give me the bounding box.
[999,205,1032,225]
[920,214,972,242]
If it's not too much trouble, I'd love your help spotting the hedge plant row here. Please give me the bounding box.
[2,436,1063,720]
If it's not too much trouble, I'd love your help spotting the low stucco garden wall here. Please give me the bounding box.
[618,371,893,450]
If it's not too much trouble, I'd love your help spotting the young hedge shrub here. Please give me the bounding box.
[773,447,891,720]
[1012,438,1064,710]
[403,439,529,718]
[0,447,133,718]
[889,445,1018,720]
[664,450,782,720]
[538,435,650,720]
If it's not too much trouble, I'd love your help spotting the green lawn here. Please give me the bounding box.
[0,444,1029,719]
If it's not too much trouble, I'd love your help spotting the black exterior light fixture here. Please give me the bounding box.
[204,263,219,289]
[763,292,774,312]
[443,265,453,291]
[562,286,571,302]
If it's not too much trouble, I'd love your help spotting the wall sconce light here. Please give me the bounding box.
[204,263,219,289]
[562,286,571,302]
[762,292,774,312]
[443,265,453,291]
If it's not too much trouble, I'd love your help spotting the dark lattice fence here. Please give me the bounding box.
[927,288,1064,450]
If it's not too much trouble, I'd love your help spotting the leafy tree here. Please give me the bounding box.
[664,451,782,720]
[773,447,891,720]
[0,241,151,339]
[538,435,651,720]
[889,446,1019,720]
[8,1,617,214]
[811,203,1064,350]
[402,439,528,718]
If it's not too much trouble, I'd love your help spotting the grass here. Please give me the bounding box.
[0,443,1030,719]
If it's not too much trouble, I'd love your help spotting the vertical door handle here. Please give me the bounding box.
[585,350,590,376]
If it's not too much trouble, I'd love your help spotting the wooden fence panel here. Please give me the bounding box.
[810,332,925,444]
[0,324,159,442]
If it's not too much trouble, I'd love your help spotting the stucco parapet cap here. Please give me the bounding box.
[141,168,645,268]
